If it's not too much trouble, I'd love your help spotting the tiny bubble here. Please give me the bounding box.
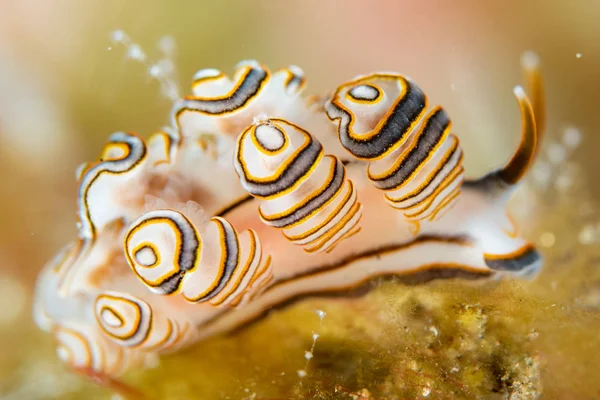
[107,47,112,51]
[149,65,162,78]
[304,351,313,360]
[451,84,455,90]
[315,309,326,320]
[312,333,319,341]
[127,44,146,61]
[576,52,582,59]
[532,161,551,188]
[297,370,307,378]
[111,30,127,43]
[158,36,176,55]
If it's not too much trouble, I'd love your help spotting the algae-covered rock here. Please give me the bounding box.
[120,278,545,399]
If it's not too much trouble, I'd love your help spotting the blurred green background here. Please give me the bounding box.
[0,0,598,398]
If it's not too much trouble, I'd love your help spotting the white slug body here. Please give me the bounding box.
[33,55,545,377]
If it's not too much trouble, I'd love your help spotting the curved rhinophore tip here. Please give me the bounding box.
[513,85,526,99]
[497,86,537,186]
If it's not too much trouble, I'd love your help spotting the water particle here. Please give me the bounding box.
[149,65,162,78]
[315,309,326,320]
[578,225,597,245]
[312,333,319,340]
[422,386,432,397]
[563,127,582,149]
[297,369,307,378]
[111,30,127,43]
[158,36,176,55]
[576,52,582,59]
[127,44,146,61]
[540,232,555,248]
[304,351,313,360]
[532,161,551,187]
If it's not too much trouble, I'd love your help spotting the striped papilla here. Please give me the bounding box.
[326,75,465,233]
[234,118,363,253]
[124,209,272,307]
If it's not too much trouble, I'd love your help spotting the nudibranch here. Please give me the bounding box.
[33,54,546,381]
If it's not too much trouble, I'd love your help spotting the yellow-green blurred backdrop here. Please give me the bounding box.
[0,0,598,398]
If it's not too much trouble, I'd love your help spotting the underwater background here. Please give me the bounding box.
[0,0,599,398]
